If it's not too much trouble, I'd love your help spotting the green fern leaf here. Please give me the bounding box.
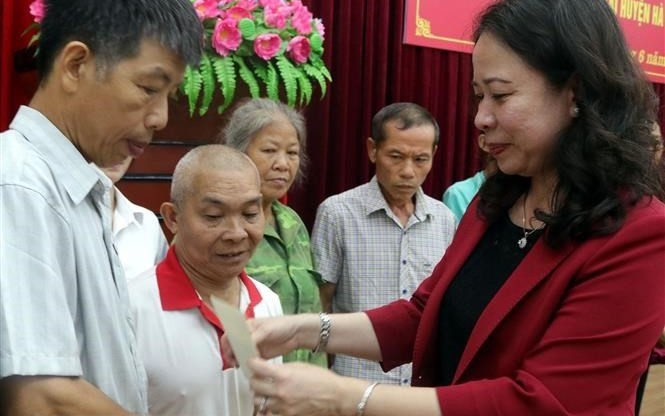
[222,58,237,113]
[248,58,269,84]
[276,56,297,106]
[303,63,327,98]
[20,22,39,37]
[233,56,260,97]
[296,70,313,105]
[266,60,279,101]
[198,54,216,116]
[319,64,332,82]
[212,56,237,114]
[183,66,203,117]
[309,56,333,82]
[28,33,40,48]
[235,43,253,57]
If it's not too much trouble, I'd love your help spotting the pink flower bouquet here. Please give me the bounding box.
[25,0,331,116]
[185,0,332,115]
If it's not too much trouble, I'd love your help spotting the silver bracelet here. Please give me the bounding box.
[312,312,331,354]
[356,382,379,416]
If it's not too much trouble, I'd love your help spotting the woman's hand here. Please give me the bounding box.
[221,314,318,366]
[250,315,307,359]
[249,358,359,416]
[248,356,443,416]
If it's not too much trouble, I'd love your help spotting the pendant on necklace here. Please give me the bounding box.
[518,236,528,249]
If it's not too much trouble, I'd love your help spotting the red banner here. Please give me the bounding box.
[404,0,665,84]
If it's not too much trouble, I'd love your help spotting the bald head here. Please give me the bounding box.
[171,144,260,207]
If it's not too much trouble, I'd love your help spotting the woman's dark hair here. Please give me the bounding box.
[474,0,661,248]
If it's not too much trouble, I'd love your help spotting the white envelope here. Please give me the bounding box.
[210,295,259,379]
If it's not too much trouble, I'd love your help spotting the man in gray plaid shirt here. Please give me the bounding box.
[312,102,457,385]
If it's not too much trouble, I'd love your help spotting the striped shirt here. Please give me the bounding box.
[312,176,456,385]
[0,106,148,413]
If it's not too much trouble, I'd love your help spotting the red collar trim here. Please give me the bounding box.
[156,245,263,317]
[155,246,264,368]
[239,270,262,319]
[156,246,200,311]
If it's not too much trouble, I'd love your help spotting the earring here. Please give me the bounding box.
[571,106,580,117]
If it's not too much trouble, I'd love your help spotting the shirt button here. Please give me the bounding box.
[402,289,408,295]
[402,260,407,265]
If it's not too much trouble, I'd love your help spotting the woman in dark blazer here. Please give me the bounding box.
[224,0,665,414]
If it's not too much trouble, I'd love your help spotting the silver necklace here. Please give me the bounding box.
[518,192,544,249]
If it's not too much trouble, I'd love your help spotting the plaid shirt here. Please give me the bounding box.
[312,176,456,384]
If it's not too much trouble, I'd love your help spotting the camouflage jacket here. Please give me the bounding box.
[246,201,326,366]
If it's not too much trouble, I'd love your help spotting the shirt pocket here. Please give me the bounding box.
[288,266,323,314]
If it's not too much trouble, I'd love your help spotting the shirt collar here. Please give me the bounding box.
[156,245,263,318]
[10,106,105,205]
[262,201,298,244]
[364,176,434,220]
[156,246,263,369]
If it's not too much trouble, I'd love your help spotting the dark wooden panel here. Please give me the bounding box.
[116,180,171,215]
[128,142,198,175]
[154,96,233,142]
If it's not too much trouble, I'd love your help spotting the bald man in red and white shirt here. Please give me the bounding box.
[129,145,282,416]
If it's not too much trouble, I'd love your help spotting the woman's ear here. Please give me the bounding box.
[160,202,179,236]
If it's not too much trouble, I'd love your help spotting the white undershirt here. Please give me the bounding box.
[112,187,168,280]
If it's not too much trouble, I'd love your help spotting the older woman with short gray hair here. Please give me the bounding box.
[220,98,325,367]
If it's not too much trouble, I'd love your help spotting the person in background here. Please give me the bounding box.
[128,145,283,416]
[312,102,456,384]
[0,0,202,414]
[442,134,498,222]
[220,98,325,367]
[100,157,168,280]
[224,0,665,415]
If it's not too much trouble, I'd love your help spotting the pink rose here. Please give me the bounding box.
[235,0,259,11]
[264,4,290,29]
[212,18,243,56]
[253,33,282,60]
[291,12,313,35]
[259,0,282,7]
[193,0,220,20]
[286,36,311,64]
[29,0,45,23]
[227,6,252,21]
[290,1,313,35]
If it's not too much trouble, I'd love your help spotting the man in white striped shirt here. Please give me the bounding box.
[313,102,457,385]
[0,1,202,414]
